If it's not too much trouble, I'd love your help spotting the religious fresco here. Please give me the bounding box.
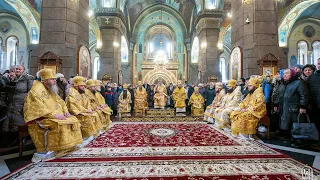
[191,36,199,63]
[127,0,197,32]
[278,0,319,47]
[78,46,92,78]
[229,47,242,80]
[0,21,11,34]
[26,0,41,13]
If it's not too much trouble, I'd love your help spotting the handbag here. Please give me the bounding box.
[291,114,319,140]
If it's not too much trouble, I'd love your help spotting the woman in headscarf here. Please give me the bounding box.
[278,68,309,138]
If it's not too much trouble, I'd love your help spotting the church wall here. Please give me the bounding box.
[0,14,28,71]
[30,0,89,77]
[287,21,320,67]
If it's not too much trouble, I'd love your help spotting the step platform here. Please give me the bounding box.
[145,108,175,116]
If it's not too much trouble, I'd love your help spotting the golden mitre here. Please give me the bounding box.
[94,80,102,86]
[73,76,86,86]
[86,79,95,88]
[208,76,218,82]
[248,78,260,87]
[123,84,128,89]
[227,79,237,88]
[39,68,56,80]
[138,81,143,86]
[101,74,112,81]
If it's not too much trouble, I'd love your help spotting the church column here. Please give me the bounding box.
[231,0,285,77]
[196,13,223,83]
[30,0,89,77]
[96,10,126,83]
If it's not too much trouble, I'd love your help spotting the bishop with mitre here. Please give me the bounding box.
[24,69,83,159]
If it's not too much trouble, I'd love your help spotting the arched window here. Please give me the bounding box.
[297,41,308,65]
[312,41,320,66]
[93,57,100,80]
[6,36,18,70]
[191,37,199,63]
[205,0,217,9]
[219,57,227,82]
[31,27,39,44]
[102,0,116,8]
[121,36,129,62]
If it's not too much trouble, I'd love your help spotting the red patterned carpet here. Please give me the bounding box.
[2,122,320,180]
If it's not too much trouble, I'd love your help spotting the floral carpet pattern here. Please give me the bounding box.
[2,122,320,180]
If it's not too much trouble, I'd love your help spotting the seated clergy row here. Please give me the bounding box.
[204,78,266,140]
[24,69,112,159]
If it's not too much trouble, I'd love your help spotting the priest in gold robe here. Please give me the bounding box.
[173,80,186,113]
[134,81,148,114]
[94,80,112,127]
[155,80,166,94]
[230,78,266,140]
[154,88,167,109]
[204,82,226,122]
[213,79,242,131]
[66,76,98,140]
[118,84,131,117]
[188,87,205,116]
[24,69,82,160]
[85,80,108,130]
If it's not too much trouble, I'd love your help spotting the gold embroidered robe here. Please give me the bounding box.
[134,88,148,113]
[154,92,167,108]
[173,87,186,108]
[66,87,98,138]
[24,81,82,152]
[156,84,167,94]
[230,87,266,135]
[118,90,132,113]
[204,89,226,121]
[84,89,107,129]
[188,93,205,116]
[95,92,112,126]
[213,86,242,129]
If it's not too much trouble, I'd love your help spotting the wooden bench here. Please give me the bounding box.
[18,125,29,157]
[258,115,270,139]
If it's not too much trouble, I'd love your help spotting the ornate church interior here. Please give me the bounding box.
[0,0,320,179]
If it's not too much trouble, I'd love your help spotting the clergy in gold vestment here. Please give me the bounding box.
[154,88,167,109]
[230,78,266,140]
[118,84,132,117]
[24,69,82,154]
[188,87,205,116]
[204,83,226,122]
[134,81,148,114]
[213,79,242,131]
[85,80,109,130]
[66,76,98,139]
[173,80,186,113]
[94,80,112,127]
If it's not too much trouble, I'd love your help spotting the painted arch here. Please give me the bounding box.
[278,0,320,47]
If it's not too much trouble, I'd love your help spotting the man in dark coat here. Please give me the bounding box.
[166,83,175,107]
[205,82,215,107]
[307,66,320,135]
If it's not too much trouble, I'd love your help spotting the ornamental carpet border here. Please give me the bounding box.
[121,116,203,122]
[60,122,282,159]
[3,158,320,179]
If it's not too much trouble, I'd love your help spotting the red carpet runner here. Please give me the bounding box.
[2,122,320,179]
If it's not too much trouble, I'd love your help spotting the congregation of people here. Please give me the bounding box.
[0,62,320,160]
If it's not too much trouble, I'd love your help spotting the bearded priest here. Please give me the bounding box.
[204,82,226,123]
[173,80,186,114]
[24,69,82,161]
[213,79,242,131]
[230,78,266,140]
[66,76,99,141]
[188,87,205,116]
[134,81,148,114]
[94,80,112,127]
[85,80,107,131]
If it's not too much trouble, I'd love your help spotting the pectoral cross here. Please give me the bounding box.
[105,18,111,25]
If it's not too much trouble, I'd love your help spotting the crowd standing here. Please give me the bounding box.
[0,63,319,160]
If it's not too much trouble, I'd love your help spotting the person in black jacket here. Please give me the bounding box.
[307,66,320,136]
[279,68,309,136]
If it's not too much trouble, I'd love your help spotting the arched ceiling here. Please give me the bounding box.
[0,1,19,16]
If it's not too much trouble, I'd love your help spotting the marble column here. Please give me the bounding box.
[196,13,223,83]
[231,0,286,77]
[29,0,89,77]
[96,11,126,84]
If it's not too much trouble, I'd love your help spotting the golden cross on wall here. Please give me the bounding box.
[105,18,111,25]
